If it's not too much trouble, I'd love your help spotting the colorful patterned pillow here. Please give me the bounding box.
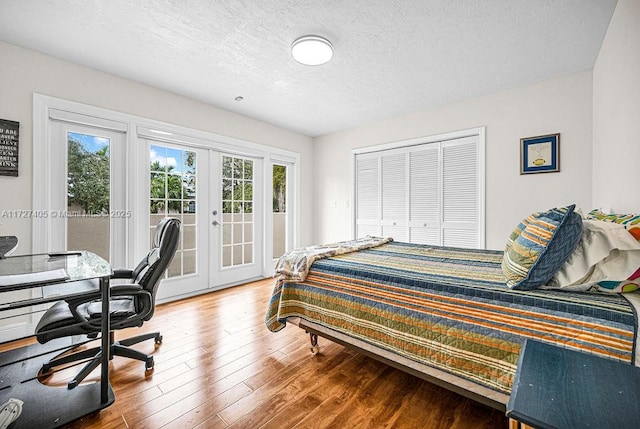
[502,204,583,290]
[586,209,640,241]
[586,210,640,292]
[596,278,640,293]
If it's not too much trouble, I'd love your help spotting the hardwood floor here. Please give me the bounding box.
[1,279,508,428]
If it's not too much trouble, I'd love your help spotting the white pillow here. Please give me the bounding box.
[545,219,640,290]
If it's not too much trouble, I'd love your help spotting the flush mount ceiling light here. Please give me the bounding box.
[291,35,334,66]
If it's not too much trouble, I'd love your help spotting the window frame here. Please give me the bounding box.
[33,94,301,278]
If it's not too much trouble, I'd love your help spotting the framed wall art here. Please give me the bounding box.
[0,119,19,177]
[520,133,559,174]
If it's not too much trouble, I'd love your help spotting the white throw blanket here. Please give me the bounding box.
[274,236,393,283]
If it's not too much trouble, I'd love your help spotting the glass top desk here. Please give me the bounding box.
[0,251,115,428]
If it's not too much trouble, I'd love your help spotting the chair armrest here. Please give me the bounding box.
[63,283,144,306]
[84,284,154,329]
[111,269,134,279]
[110,285,154,324]
[109,284,145,295]
[64,284,152,327]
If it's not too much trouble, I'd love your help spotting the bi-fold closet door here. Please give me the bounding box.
[354,132,483,249]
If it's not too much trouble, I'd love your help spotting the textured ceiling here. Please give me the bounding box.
[0,0,617,137]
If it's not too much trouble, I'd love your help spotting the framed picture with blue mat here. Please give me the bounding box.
[520,133,559,174]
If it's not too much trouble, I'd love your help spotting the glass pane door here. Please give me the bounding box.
[213,153,262,287]
[150,144,197,278]
[146,146,262,296]
[147,141,209,302]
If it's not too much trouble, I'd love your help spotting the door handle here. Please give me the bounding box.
[212,220,220,226]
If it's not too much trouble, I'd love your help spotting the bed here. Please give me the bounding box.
[265,206,640,410]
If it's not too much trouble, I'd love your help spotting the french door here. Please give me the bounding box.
[146,141,209,300]
[145,140,263,300]
[212,152,263,286]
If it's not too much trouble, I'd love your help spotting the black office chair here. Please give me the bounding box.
[35,217,181,388]
[0,236,18,258]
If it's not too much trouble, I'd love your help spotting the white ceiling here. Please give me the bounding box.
[0,0,617,137]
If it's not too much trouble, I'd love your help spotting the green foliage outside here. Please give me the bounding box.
[150,159,196,214]
[273,165,286,213]
[222,156,254,214]
[68,144,274,218]
[67,138,110,213]
[67,140,196,216]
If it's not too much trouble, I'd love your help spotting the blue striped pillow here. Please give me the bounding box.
[502,204,583,290]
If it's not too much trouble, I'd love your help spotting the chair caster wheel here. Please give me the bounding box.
[145,357,154,371]
[309,333,319,355]
[154,334,163,344]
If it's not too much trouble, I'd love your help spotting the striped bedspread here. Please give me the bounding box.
[265,242,638,395]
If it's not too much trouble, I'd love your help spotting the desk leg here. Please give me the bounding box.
[509,419,536,429]
[100,276,110,404]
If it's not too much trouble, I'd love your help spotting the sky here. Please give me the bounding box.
[150,144,195,174]
[69,133,195,175]
[68,131,109,153]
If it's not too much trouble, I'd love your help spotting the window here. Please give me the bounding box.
[67,132,111,261]
[272,164,287,258]
[353,129,484,249]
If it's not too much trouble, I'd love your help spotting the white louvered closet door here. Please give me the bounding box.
[409,145,440,244]
[354,131,482,248]
[355,155,380,238]
[380,151,407,241]
[442,135,479,248]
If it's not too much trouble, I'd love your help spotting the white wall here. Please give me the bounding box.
[7,4,634,255]
[593,0,640,213]
[314,71,594,250]
[0,41,314,253]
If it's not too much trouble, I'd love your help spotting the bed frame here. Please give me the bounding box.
[293,318,508,411]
